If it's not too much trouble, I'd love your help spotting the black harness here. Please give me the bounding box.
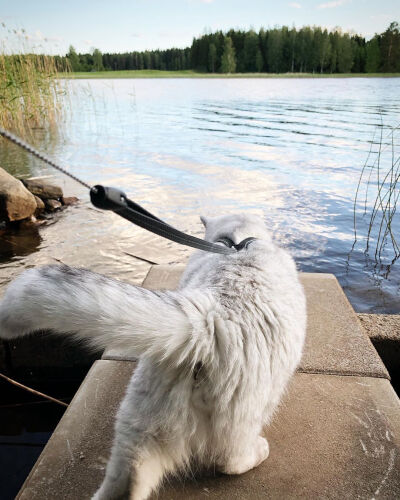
[215,236,257,252]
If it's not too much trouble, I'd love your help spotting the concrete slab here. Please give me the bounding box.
[101,347,137,362]
[155,374,400,500]
[358,313,400,342]
[142,263,186,290]
[123,242,184,266]
[299,273,388,379]
[17,368,400,500]
[358,313,400,394]
[17,360,135,500]
[108,265,388,379]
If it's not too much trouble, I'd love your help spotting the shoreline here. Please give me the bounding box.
[60,70,400,79]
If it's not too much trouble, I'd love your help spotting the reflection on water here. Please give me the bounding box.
[0,78,399,312]
[0,225,42,261]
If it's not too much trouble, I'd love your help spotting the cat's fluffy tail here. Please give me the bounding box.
[0,265,205,366]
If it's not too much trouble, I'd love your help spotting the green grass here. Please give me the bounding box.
[0,53,69,139]
[60,69,400,79]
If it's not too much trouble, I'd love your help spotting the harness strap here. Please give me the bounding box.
[90,185,237,255]
[216,236,257,251]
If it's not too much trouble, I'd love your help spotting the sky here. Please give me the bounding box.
[0,0,399,55]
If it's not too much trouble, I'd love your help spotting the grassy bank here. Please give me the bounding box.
[60,69,400,79]
[0,54,69,138]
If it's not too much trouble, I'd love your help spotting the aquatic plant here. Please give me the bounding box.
[0,24,70,140]
[354,121,400,267]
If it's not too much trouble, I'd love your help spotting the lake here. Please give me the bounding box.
[1,77,400,312]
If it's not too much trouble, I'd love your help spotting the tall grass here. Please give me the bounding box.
[0,24,70,140]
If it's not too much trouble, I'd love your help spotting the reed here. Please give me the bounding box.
[354,122,400,266]
[0,25,70,140]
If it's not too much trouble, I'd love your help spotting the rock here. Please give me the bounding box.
[34,195,45,216]
[22,179,63,200]
[19,215,40,228]
[45,199,62,211]
[61,196,79,206]
[0,167,37,222]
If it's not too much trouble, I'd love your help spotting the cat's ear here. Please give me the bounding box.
[200,215,209,228]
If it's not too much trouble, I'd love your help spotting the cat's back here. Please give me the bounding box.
[181,239,304,311]
[179,239,306,368]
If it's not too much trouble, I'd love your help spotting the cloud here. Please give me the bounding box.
[370,14,391,21]
[289,2,301,8]
[157,30,193,39]
[317,0,348,9]
[23,30,63,44]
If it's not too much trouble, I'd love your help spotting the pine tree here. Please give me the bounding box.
[67,45,80,72]
[380,22,400,72]
[256,49,264,72]
[351,36,366,73]
[320,30,332,73]
[92,48,104,72]
[220,36,236,73]
[143,51,151,69]
[289,27,297,72]
[337,33,353,73]
[365,37,381,72]
[312,27,323,72]
[243,30,260,71]
[267,29,283,73]
[228,30,246,72]
[208,43,217,72]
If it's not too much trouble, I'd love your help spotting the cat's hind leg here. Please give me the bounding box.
[93,441,178,500]
[220,435,269,475]
[92,387,185,500]
[91,434,134,500]
[129,443,181,500]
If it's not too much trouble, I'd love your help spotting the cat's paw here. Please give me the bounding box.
[92,488,128,500]
[220,436,269,475]
[255,435,269,466]
[92,479,129,500]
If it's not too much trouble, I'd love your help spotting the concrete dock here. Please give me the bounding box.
[16,266,400,499]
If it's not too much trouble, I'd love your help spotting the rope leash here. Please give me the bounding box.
[0,128,91,190]
[0,127,248,255]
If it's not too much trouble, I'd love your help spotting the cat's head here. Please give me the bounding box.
[200,214,271,247]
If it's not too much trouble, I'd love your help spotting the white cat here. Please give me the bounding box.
[0,214,306,500]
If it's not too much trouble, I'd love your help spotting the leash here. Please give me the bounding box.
[0,128,255,255]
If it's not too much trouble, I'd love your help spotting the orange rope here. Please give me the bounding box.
[0,371,68,407]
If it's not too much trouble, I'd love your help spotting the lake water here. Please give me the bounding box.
[1,77,400,312]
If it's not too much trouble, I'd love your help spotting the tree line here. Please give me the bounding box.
[66,22,400,74]
[66,46,191,72]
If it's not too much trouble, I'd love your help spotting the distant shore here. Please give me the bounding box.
[60,70,400,79]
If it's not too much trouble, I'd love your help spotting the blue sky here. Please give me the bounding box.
[1,0,399,55]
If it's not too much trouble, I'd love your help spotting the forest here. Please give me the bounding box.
[66,22,400,74]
